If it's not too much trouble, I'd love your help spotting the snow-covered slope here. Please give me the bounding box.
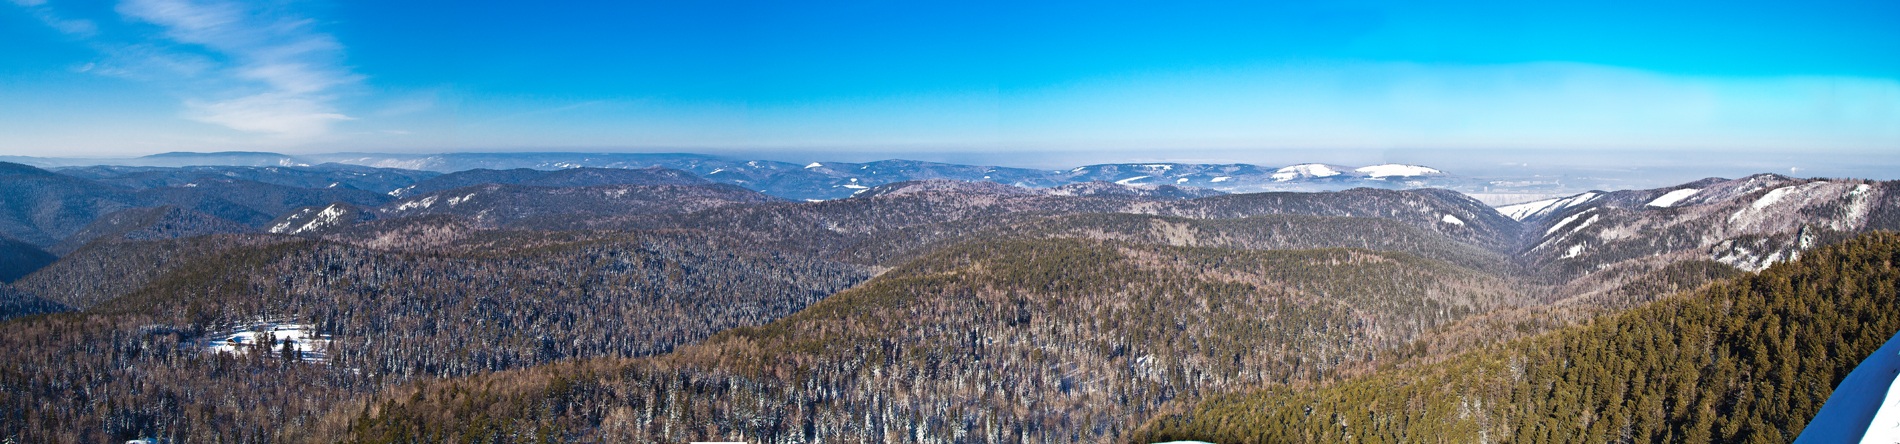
[1511,175,1896,273]
[1495,192,1601,221]
[1646,188,1700,207]
[1270,163,1345,181]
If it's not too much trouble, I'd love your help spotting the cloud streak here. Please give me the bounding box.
[79,0,362,138]
[114,0,360,138]
[11,0,98,37]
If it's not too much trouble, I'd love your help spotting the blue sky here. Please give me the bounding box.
[2,0,1897,167]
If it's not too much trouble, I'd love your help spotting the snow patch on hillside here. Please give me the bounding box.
[1839,184,1876,231]
[1647,188,1700,207]
[1571,214,1600,234]
[1753,185,1802,210]
[1497,192,1599,221]
[395,196,437,212]
[1115,176,1151,185]
[1271,164,1342,181]
[448,193,478,206]
[202,319,331,363]
[1546,208,1596,236]
[270,204,350,235]
[1441,214,1465,226]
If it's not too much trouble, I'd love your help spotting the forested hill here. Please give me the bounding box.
[331,237,1529,443]
[1132,231,1900,443]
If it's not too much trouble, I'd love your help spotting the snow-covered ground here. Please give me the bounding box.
[1496,191,1599,221]
[202,319,332,363]
[1646,188,1700,207]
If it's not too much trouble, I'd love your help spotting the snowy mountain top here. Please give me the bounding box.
[1355,164,1443,178]
[1271,163,1346,181]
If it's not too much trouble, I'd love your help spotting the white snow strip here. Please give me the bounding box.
[1497,197,1562,220]
[1546,208,1595,236]
[1141,164,1174,171]
[841,184,869,189]
[1210,176,1232,183]
[1647,188,1701,207]
[708,168,725,175]
[1497,192,1600,221]
[1441,214,1465,226]
[1176,178,1189,183]
[805,162,823,169]
[1571,214,1600,234]
[1355,164,1441,178]
[1115,175,1151,185]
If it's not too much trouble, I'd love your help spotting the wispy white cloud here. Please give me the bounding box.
[11,0,98,37]
[110,0,361,138]
[12,0,360,139]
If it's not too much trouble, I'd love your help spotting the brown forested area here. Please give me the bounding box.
[1132,231,1900,443]
[337,238,1531,443]
[0,231,868,443]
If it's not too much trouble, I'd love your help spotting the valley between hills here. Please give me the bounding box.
[0,153,1895,443]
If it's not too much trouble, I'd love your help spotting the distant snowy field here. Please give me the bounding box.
[201,319,332,363]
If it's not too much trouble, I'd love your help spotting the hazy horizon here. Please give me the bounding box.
[5,1,1896,167]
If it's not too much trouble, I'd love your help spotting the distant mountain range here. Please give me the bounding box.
[4,150,1900,442]
[5,151,1470,201]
